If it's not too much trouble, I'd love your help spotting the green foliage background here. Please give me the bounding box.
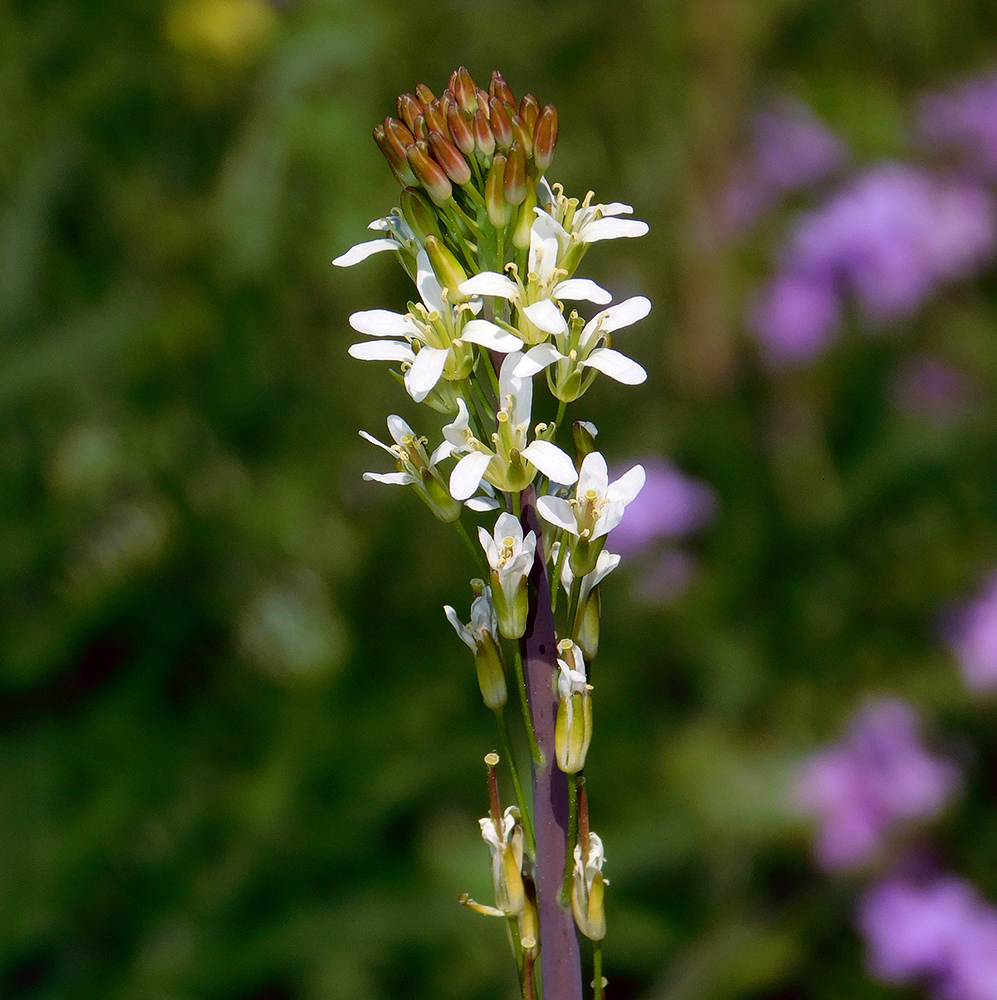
[3,1,997,998]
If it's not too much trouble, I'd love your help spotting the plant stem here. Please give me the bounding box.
[561,773,578,904]
[453,518,486,574]
[495,707,536,855]
[519,487,583,1000]
[592,948,603,1000]
[512,641,543,766]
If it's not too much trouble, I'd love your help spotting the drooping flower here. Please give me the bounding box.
[348,249,522,404]
[332,211,418,267]
[571,831,607,942]
[479,806,526,917]
[441,352,578,501]
[792,698,961,872]
[445,585,506,709]
[512,296,650,400]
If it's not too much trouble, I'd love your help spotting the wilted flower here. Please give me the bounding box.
[571,831,607,941]
[444,585,507,709]
[479,806,526,917]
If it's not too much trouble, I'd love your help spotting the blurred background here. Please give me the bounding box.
[4,1,997,998]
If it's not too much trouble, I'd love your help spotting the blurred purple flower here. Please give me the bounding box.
[723,101,848,230]
[919,70,997,180]
[608,458,716,558]
[793,698,960,872]
[751,165,997,366]
[891,354,975,423]
[946,573,997,694]
[859,873,997,1000]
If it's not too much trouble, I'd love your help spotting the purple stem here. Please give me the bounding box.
[520,487,583,1000]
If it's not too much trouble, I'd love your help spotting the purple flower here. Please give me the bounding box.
[891,354,975,423]
[946,573,997,694]
[859,873,997,1000]
[752,165,997,365]
[608,458,716,558]
[793,699,960,871]
[723,100,848,230]
[919,70,997,180]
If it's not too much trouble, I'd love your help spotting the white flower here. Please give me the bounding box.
[458,214,612,345]
[442,352,578,500]
[572,831,607,941]
[444,587,499,651]
[479,511,536,593]
[332,212,417,267]
[556,639,588,698]
[538,179,650,250]
[479,806,525,916]
[538,452,645,540]
[553,543,621,605]
[348,249,522,403]
[513,296,651,394]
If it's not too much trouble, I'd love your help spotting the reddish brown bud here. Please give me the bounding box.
[429,131,472,186]
[485,154,511,227]
[450,67,479,115]
[533,104,559,171]
[415,82,435,105]
[384,116,416,155]
[489,70,516,107]
[511,115,533,158]
[519,94,540,133]
[397,93,422,133]
[373,123,417,186]
[504,142,527,206]
[448,105,475,155]
[439,90,455,121]
[423,101,447,136]
[407,143,453,204]
[473,109,495,158]
[475,87,490,111]
[412,115,428,141]
[488,97,513,151]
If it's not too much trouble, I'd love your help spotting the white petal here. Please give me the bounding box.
[580,217,649,242]
[493,511,524,547]
[348,340,416,362]
[592,499,625,539]
[581,348,647,384]
[522,441,578,486]
[465,495,501,512]
[386,415,415,445]
[404,347,449,401]
[536,495,578,533]
[442,398,471,448]
[416,249,447,315]
[429,440,454,465]
[552,278,612,304]
[358,429,394,455]
[529,230,560,283]
[607,464,645,506]
[444,606,476,649]
[577,452,609,499]
[332,238,399,266]
[349,309,415,337]
[512,343,562,377]
[522,298,567,336]
[460,319,523,352]
[459,272,520,299]
[450,451,493,501]
[598,202,634,217]
[363,471,416,486]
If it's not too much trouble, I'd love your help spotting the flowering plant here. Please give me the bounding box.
[335,67,649,1000]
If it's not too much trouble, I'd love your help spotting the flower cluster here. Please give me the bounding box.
[337,68,651,995]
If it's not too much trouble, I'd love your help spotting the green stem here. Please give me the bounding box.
[496,707,536,856]
[512,640,543,765]
[550,531,568,614]
[454,518,486,573]
[554,398,568,436]
[566,575,583,643]
[512,490,522,518]
[592,948,603,1000]
[560,772,578,904]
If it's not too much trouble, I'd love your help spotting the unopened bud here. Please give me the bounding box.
[421,466,462,522]
[448,105,476,155]
[425,235,470,302]
[396,93,422,133]
[485,154,511,227]
[575,587,601,660]
[572,420,598,459]
[429,131,472,186]
[504,143,527,206]
[489,70,516,107]
[383,116,416,155]
[519,94,540,133]
[411,115,428,141]
[533,105,559,170]
[450,66,479,115]
[400,186,442,243]
[423,101,447,136]
[473,110,496,160]
[373,124,417,186]
[414,82,435,105]
[512,178,538,248]
[407,144,453,204]
[511,115,533,159]
[488,97,513,151]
